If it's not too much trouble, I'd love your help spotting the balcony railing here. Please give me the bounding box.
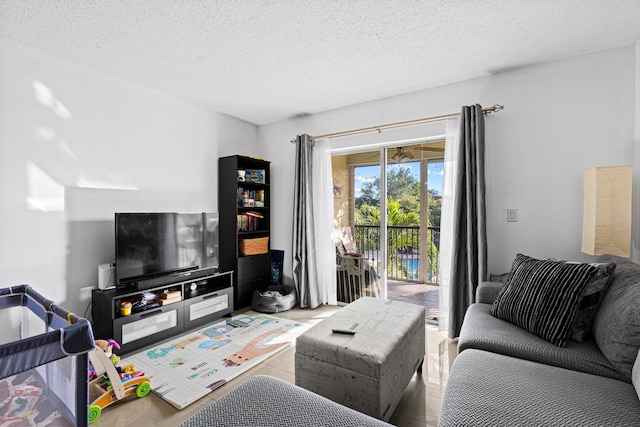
[353,224,440,284]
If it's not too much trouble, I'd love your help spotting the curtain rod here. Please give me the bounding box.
[291,104,504,143]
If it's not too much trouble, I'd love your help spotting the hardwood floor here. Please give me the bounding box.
[93,304,456,427]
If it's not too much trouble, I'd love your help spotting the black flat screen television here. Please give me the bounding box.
[115,212,219,286]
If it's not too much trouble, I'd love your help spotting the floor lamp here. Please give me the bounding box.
[581,165,633,257]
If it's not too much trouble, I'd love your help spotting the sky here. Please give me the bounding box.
[354,161,444,198]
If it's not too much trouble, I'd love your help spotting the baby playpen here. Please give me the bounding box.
[0,284,94,426]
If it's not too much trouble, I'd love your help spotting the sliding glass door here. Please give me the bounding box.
[332,142,444,307]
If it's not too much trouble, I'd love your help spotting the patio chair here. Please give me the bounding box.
[335,228,380,303]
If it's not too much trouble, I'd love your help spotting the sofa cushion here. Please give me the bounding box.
[593,254,640,380]
[633,350,640,400]
[179,375,393,427]
[475,281,504,304]
[491,254,599,347]
[440,349,640,427]
[459,303,626,381]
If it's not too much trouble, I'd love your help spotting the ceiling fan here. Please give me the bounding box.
[390,145,445,162]
[410,146,445,153]
[390,147,414,163]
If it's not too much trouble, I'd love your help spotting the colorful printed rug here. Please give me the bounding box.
[121,311,309,410]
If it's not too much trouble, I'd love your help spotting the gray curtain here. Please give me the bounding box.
[292,134,325,308]
[448,104,488,338]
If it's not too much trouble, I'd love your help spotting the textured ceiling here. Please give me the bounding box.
[2,1,640,125]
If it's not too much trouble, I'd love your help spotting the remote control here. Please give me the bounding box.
[332,328,356,335]
[226,318,250,328]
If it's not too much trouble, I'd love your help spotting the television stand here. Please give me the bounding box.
[91,271,233,355]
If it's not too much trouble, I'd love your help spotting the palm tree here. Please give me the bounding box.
[356,197,439,281]
[386,198,417,278]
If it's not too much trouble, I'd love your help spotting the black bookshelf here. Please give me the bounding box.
[219,155,271,309]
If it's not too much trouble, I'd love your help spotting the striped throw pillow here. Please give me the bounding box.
[491,254,599,347]
[543,257,616,342]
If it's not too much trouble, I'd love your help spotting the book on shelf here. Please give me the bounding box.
[244,169,265,183]
[159,295,182,306]
[160,290,181,300]
[237,211,264,232]
[238,189,266,208]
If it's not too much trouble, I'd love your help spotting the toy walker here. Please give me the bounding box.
[87,342,151,423]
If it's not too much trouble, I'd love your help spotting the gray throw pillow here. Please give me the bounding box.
[592,254,640,380]
[491,254,599,347]
[569,262,616,341]
[489,272,510,283]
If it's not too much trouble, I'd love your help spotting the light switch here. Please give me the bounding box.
[507,208,518,222]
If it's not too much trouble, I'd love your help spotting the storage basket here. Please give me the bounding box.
[239,237,269,256]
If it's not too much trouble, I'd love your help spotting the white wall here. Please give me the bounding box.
[258,45,638,280]
[0,38,257,316]
[1,37,636,316]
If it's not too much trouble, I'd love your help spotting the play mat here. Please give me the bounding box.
[122,311,309,409]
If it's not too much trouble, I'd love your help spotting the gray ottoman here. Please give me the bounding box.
[295,297,425,421]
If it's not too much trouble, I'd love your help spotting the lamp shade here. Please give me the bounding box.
[581,165,632,257]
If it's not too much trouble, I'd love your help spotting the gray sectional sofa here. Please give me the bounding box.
[440,254,640,426]
[179,375,392,426]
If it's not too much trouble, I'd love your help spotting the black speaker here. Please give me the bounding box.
[134,266,220,291]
